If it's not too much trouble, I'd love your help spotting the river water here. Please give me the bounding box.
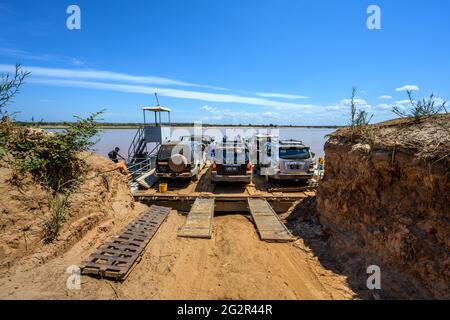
[94,127,335,157]
[49,127,336,159]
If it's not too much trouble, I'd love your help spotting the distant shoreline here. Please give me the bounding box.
[16,122,342,130]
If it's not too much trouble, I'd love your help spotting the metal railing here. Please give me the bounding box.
[127,143,161,183]
[127,156,155,182]
[127,126,145,164]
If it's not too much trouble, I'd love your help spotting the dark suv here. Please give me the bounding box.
[155,141,206,180]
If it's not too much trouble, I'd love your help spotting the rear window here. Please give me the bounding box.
[215,142,249,163]
[216,146,245,153]
[279,147,310,160]
[158,145,188,160]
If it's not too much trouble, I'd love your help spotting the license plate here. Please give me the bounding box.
[290,165,300,170]
[224,166,239,172]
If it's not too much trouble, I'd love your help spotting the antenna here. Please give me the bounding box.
[154,92,160,106]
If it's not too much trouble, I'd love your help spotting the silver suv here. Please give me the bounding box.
[155,141,206,180]
[272,140,315,181]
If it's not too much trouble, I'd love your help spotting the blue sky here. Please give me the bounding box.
[0,0,449,125]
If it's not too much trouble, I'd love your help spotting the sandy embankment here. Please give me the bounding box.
[0,153,355,300]
[316,114,450,299]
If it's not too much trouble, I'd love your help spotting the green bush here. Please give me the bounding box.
[1,64,106,242]
[2,111,104,191]
[348,87,373,142]
[393,91,448,122]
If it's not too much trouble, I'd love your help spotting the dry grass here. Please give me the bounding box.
[329,114,450,164]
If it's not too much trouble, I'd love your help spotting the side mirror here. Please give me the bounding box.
[311,152,316,158]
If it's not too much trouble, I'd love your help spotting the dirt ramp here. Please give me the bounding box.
[117,213,354,300]
[0,212,355,300]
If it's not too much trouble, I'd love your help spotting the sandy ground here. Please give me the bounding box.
[0,209,355,300]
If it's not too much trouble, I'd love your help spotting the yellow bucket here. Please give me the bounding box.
[159,183,168,193]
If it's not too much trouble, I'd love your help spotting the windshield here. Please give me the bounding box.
[279,147,310,160]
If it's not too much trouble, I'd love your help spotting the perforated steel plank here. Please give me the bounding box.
[80,205,171,280]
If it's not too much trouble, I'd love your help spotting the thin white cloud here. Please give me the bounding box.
[0,48,55,62]
[395,96,446,108]
[200,105,282,122]
[0,63,317,106]
[375,103,392,110]
[396,85,419,92]
[394,99,411,105]
[433,97,447,105]
[255,92,309,100]
[0,63,317,103]
[0,64,216,89]
[0,48,86,68]
[201,105,221,114]
[71,58,85,66]
[326,97,372,112]
[262,111,280,118]
[340,98,369,106]
[27,77,316,111]
[339,98,370,108]
[379,95,392,100]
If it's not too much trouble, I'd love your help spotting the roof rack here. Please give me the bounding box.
[279,139,304,145]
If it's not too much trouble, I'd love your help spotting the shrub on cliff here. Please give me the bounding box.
[393,91,448,122]
[2,111,104,191]
[348,87,373,143]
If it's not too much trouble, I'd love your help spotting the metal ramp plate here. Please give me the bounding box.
[136,168,159,189]
[80,205,171,280]
[178,198,215,239]
[248,198,294,242]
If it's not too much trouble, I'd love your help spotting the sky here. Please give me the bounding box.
[0,0,449,125]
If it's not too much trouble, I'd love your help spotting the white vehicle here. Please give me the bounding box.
[211,138,252,184]
[254,136,316,181]
[155,141,206,180]
[272,140,315,180]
